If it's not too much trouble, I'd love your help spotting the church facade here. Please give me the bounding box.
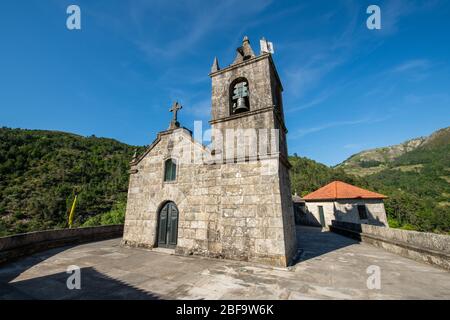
[122,37,297,267]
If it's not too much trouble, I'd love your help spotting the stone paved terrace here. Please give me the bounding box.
[1,226,449,299]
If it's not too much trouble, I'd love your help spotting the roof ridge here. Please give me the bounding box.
[303,180,387,201]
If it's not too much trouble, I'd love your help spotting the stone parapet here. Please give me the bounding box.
[0,225,123,265]
[329,220,450,270]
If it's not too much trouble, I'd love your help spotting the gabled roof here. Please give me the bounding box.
[131,127,210,166]
[303,181,387,201]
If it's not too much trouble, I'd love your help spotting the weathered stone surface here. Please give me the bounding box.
[330,220,450,270]
[2,230,450,300]
[0,225,123,265]
[303,199,388,228]
[123,37,296,267]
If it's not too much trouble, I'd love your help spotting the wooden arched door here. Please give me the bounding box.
[157,202,179,248]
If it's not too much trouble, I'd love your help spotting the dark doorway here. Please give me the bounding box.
[157,202,179,248]
[357,204,368,220]
[318,206,326,227]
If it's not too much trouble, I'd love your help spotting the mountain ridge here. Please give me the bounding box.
[0,126,448,236]
[336,126,450,176]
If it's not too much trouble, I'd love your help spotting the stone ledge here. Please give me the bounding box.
[209,53,271,77]
[175,245,290,268]
[0,225,124,265]
[209,106,275,125]
[329,221,450,271]
[120,239,154,250]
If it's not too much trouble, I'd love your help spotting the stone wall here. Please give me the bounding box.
[278,161,297,260]
[304,201,334,227]
[122,128,296,267]
[0,225,123,265]
[210,54,277,121]
[294,202,322,227]
[334,199,387,225]
[330,220,450,270]
[124,40,297,267]
[304,199,388,228]
[209,54,288,161]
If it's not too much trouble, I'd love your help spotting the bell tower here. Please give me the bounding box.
[123,36,297,268]
[208,36,297,266]
[209,36,288,163]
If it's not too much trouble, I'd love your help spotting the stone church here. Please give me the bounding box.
[122,36,297,267]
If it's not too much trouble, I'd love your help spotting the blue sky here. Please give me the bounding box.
[0,0,449,166]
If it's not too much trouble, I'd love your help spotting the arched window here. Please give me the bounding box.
[164,158,177,182]
[229,77,250,115]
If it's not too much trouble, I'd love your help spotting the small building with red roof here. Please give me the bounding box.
[295,181,388,228]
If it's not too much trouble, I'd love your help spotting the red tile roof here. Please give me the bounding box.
[303,181,387,201]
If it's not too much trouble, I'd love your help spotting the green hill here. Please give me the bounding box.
[289,154,369,197]
[337,127,449,176]
[0,127,144,236]
[336,127,450,233]
[0,126,448,237]
[362,127,450,233]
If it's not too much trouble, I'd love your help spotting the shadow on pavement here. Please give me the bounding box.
[2,266,160,300]
[0,245,160,300]
[293,226,360,264]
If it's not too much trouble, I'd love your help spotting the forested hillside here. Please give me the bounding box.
[337,127,449,176]
[289,155,368,196]
[362,127,450,233]
[0,126,448,236]
[0,127,143,236]
[291,127,449,234]
[290,153,449,234]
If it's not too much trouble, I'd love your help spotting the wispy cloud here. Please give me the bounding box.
[281,0,440,113]
[285,57,347,99]
[286,78,354,113]
[287,92,332,113]
[392,59,430,73]
[404,92,450,105]
[380,0,441,35]
[132,0,272,60]
[386,58,433,81]
[292,116,390,139]
[187,98,211,119]
[343,143,363,149]
[280,3,364,112]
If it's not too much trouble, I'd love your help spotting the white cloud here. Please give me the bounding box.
[131,0,272,60]
[392,59,430,73]
[343,143,362,149]
[380,0,441,35]
[293,116,390,139]
[404,93,450,105]
[188,98,211,119]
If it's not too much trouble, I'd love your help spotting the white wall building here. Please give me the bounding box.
[295,181,388,228]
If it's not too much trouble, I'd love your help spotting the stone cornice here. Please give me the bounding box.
[202,152,292,169]
[209,53,270,77]
[209,53,283,91]
[209,105,288,134]
[209,106,273,125]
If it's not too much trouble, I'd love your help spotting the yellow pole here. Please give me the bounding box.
[68,194,78,228]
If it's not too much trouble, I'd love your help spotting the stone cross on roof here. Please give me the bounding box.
[169,101,182,130]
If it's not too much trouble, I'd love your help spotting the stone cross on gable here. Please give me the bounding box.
[170,101,182,121]
[169,101,182,129]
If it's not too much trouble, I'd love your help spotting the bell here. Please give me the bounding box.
[234,97,248,113]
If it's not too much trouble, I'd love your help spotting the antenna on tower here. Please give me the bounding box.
[260,37,274,54]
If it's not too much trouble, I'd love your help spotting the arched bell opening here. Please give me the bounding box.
[229,77,250,115]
